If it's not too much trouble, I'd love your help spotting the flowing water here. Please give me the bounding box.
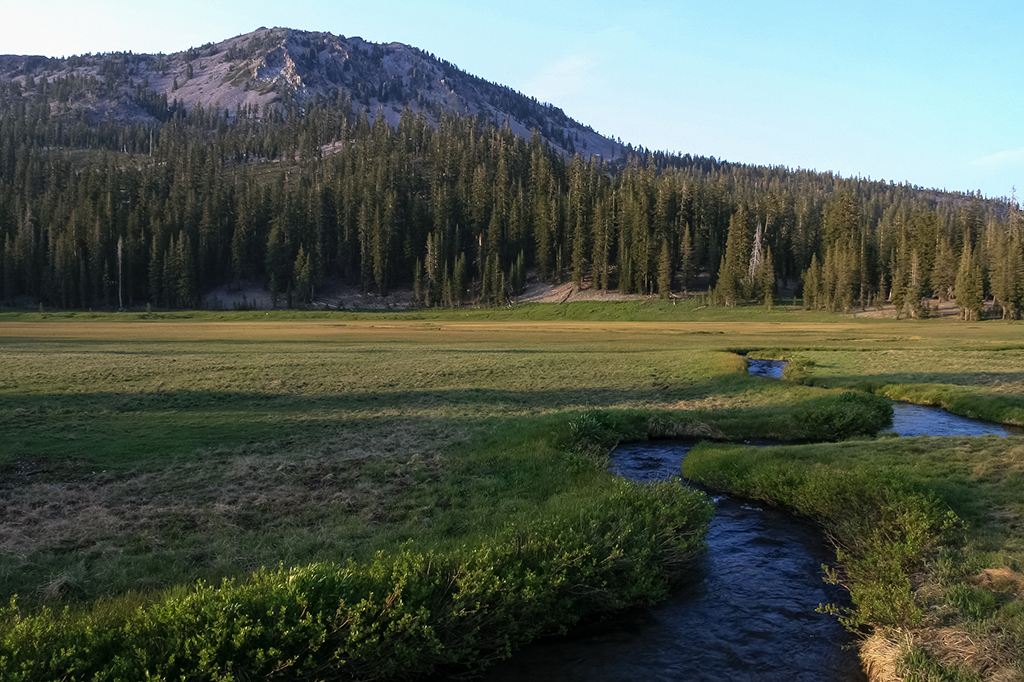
[746,358,1023,438]
[476,440,865,682]
[747,358,788,379]
[468,359,1022,681]
[884,402,1022,437]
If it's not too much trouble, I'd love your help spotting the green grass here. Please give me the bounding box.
[786,345,1024,426]
[0,317,769,604]
[3,307,1024,678]
[0,409,716,681]
[4,298,846,323]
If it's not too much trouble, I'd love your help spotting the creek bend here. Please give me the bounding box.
[476,440,864,681]
[746,357,1023,438]
[471,359,1021,681]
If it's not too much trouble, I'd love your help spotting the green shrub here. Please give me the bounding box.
[564,411,648,465]
[793,391,893,441]
[0,480,712,681]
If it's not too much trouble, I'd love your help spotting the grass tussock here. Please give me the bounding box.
[860,631,905,682]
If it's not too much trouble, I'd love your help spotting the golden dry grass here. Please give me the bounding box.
[861,631,905,682]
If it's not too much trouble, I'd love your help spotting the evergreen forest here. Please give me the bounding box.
[1,70,1022,319]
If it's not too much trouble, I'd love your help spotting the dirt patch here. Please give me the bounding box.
[0,439,450,600]
[517,279,650,304]
[852,298,995,319]
[312,279,417,310]
[202,280,272,310]
[200,274,656,311]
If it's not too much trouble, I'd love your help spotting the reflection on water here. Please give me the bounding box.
[476,442,865,682]
[885,402,1022,437]
[747,358,787,378]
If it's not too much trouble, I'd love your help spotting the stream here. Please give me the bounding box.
[884,402,1022,437]
[476,440,864,682]
[745,357,1022,438]
[470,358,1019,681]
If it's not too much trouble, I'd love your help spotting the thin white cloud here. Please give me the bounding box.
[524,55,595,104]
[968,148,1024,169]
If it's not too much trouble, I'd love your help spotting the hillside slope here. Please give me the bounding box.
[0,27,623,159]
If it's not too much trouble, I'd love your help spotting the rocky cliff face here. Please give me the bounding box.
[0,27,624,159]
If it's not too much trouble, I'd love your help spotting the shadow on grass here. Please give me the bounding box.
[0,374,766,416]
[0,367,899,470]
[805,371,1024,389]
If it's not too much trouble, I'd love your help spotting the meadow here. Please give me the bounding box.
[1,305,1022,680]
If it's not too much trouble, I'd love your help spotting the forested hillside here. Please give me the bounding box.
[0,32,1021,317]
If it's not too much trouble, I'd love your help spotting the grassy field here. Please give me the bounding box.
[0,313,829,601]
[1,306,1022,679]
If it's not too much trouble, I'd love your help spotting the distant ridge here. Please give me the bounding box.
[0,27,625,159]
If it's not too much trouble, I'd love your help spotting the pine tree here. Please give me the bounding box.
[820,247,837,311]
[1,234,13,303]
[802,254,821,310]
[487,252,502,306]
[754,245,775,308]
[890,255,906,319]
[572,210,587,289]
[657,239,672,299]
[441,268,453,308]
[931,236,957,302]
[990,232,1023,319]
[425,230,443,307]
[906,251,924,319]
[452,253,466,307]
[955,240,984,321]
[591,199,610,290]
[265,219,291,300]
[177,233,197,309]
[679,223,694,294]
[716,206,750,306]
[510,250,526,298]
[412,258,424,306]
[148,234,163,306]
[480,249,492,305]
[293,245,311,305]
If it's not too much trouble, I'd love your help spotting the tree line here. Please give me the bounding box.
[0,81,1020,318]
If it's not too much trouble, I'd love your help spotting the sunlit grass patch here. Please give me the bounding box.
[682,436,1024,681]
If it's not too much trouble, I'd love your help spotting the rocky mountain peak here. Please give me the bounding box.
[0,27,624,159]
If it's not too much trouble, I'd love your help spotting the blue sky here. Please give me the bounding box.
[3,0,1022,199]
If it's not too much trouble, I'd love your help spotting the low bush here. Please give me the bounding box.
[0,477,712,681]
[792,391,893,441]
[563,411,649,465]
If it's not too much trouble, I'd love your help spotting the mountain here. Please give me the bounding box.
[0,26,1016,317]
[0,26,624,160]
